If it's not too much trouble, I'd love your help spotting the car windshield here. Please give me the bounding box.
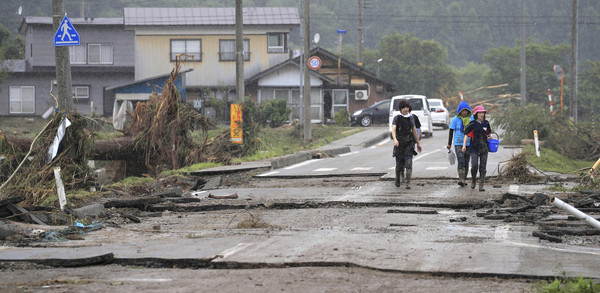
[392,98,423,111]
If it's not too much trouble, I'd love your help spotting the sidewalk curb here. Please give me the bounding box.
[270,147,350,169]
[361,131,389,148]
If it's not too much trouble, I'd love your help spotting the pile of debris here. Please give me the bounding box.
[0,58,261,206]
[498,152,545,184]
[479,191,600,246]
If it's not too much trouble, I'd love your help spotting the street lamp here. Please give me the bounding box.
[376,58,382,78]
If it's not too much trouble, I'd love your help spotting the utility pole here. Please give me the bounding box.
[357,0,363,66]
[570,0,579,124]
[80,0,84,18]
[520,0,526,105]
[235,0,244,103]
[303,0,312,143]
[52,0,74,112]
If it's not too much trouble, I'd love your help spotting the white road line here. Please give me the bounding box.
[284,159,321,170]
[257,171,279,177]
[339,151,360,157]
[351,167,373,171]
[426,166,448,170]
[508,185,519,193]
[413,148,443,161]
[217,242,253,258]
[314,168,337,172]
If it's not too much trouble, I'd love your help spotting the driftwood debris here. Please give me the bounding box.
[103,196,162,209]
[6,135,137,160]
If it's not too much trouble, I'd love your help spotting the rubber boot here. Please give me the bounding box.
[478,172,486,192]
[395,167,403,187]
[470,169,477,190]
[457,168,465,187]
[405,169,412,189]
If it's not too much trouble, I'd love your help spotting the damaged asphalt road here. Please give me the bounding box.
[1,127,599,292]
[1,173,599,292]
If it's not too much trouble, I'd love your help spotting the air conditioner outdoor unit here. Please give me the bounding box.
[355,90,368,100]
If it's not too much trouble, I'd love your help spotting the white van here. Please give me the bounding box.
[388,95,433,138]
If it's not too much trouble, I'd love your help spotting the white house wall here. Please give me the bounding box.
[134,34,289,87]
[258,65,323,87]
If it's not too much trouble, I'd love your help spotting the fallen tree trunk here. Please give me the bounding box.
[6,136,137,160]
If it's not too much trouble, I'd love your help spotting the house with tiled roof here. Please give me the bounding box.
[245,47,393,122]
[122,7,301,116]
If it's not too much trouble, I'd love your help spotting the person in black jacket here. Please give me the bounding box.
[392,100,422,189]
[462,105,492,191]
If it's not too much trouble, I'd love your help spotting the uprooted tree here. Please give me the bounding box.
[0,59,261,205]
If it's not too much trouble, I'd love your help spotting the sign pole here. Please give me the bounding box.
[52,0,74,112]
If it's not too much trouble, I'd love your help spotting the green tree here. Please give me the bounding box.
[377,33,457,100]
[454,61,490,92]
[579,60,600,120]
[483,40,569,105]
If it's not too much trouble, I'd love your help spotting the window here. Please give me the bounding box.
[267,33,287,53]
[69,45,86,64]
[9,86,35,114]
[73,86,89,99]
[88,44,113,64]
[332,89,348,115]
[170,39,202,61]
[219,39,250,61]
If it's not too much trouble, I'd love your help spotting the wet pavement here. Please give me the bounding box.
[1,126,599,282]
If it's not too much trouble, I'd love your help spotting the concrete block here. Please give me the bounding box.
[72,203,105,219]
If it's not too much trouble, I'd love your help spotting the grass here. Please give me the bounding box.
[236,125,362,162]
[531,277,600,293]
[40,188,97,207]
[523,144,595,174]
[188,124,363,164]
[107,176,153,189]
[0,117,50,139]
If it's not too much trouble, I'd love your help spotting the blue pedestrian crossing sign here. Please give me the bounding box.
[54,15,80,46]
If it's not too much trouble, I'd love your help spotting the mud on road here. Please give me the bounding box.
[1,170,599,292]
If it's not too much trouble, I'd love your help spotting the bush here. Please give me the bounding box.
[262,99,291,127]
[495,103,600,161]
[494,103,554,144]
[334,109,350,126]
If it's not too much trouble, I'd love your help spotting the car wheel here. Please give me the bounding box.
[360,115,372,127]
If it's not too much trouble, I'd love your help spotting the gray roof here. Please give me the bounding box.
[19,17,123,34]
[124,7,300,26]
[22,17,123,25]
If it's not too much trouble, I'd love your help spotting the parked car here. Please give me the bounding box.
[428,98,450,129]
[388,95,433,138]
[350,99,391,127]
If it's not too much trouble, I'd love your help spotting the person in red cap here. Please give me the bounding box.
[461,105,492,191]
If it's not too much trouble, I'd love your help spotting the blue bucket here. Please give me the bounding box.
[487,133,500,153]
